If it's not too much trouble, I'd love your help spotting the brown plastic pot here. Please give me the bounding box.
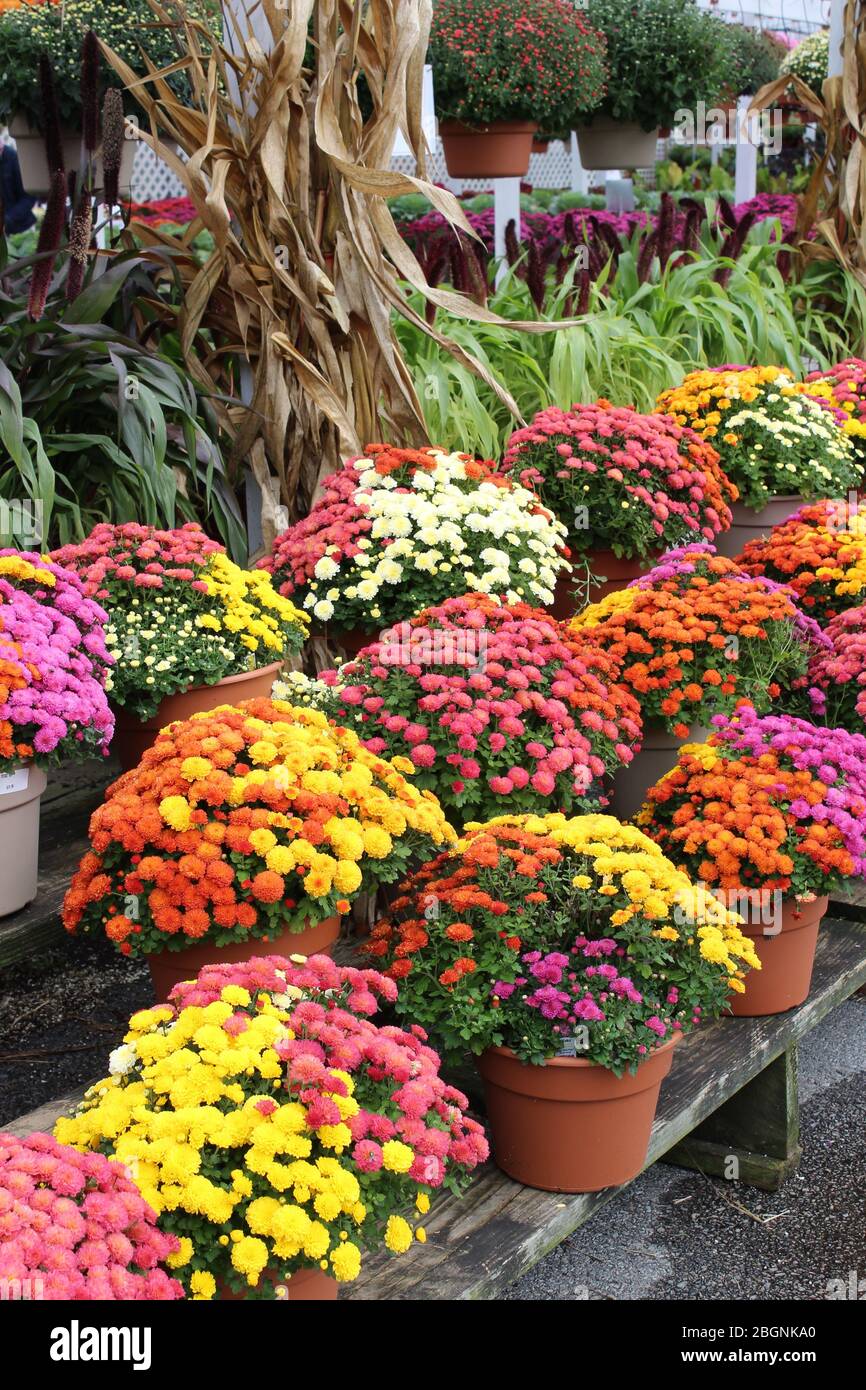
[715,495,804,560]
[574,121,660,171]
[0,766,48,917]
[610,720,710,821]
[478,1038,678,1192]
[219,1265,338,1301]
[146,914,340,1002]
[111,660,284,771]
[439,120,537,178]
[551,548,664,621]
[728,895,827,1017]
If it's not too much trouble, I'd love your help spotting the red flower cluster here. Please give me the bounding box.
[502,400,735,557]
[429,0,608,129]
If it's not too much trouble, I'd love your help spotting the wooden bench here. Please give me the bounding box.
[8,911,866,1300]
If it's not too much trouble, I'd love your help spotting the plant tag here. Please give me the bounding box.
[556,1035,582,1058]
[0,767,28,796]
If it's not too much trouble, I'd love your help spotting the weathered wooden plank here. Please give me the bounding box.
[9,916,866,1301]
[2,1086,92,1140]
[829,880,866,923]
[664,1044,801,1191]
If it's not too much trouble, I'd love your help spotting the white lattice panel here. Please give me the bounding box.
[393,136,659,194]
[130,142,187,203]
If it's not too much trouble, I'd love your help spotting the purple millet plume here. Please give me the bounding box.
[39,56,65,176]
[28,171,67,321]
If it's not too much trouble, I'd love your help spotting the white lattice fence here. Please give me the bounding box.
[126,129,668,207]
[129,142,187,202]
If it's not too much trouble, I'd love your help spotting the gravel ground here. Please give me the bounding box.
[505,996,866,1301]
[0,934,153,1126]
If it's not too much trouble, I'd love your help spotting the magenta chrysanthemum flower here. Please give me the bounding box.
[0,1134,183,1301]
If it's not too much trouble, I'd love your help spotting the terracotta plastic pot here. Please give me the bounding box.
[551,548,662,621]
[478,1038,678,1192]
[715,495,804,560]
[111,661,284,771]
[575,121,660,171]
[219,1265,338,1301]
[439,120,537,178]
[728,895,827,1017]
[9,113,137,197]
[0,766,48,917]
[611,720,710,821]
[531,137,550,155]
[146,914,340,1002]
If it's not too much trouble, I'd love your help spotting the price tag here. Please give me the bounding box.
[0,767,29,796]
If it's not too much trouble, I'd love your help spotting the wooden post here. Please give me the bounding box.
[569,131,587,194]
[494,177,521,286]
[828,0,845,79]
[664,1044,801,1192]
[734,94,757,205]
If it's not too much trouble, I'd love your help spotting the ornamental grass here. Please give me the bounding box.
[0,550,113,767]
[363,813,758,1073]
[62,700,455,957]
[320,593,641,824]
[55,954,487,1297]
[736,500,866,622]
[52,523,308,720]
[655,366,858,510]
[260,444,570,632]
[569,544,825,737]
[501,400,735,560]
[640,707,866,898]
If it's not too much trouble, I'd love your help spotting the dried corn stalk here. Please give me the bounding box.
[749,0,866,287]
[101,0,549,545]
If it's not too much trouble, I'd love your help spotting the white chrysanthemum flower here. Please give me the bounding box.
[108,1043,137,1076]
[314,555,340,581]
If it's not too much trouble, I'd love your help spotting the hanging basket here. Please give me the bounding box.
[575,121,660,171]
[439,120,537,178]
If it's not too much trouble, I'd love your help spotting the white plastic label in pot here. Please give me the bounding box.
[0,767,29,796]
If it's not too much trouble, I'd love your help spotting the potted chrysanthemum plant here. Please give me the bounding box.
[364,813,757,1192]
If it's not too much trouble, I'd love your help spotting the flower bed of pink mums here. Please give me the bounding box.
[0,1132,184,1300]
